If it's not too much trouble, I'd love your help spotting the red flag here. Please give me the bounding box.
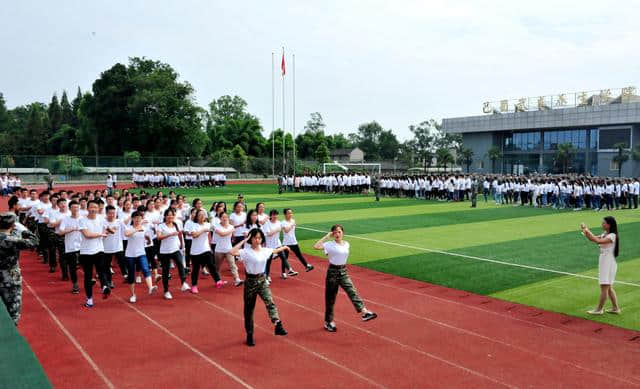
[281,52,286,76]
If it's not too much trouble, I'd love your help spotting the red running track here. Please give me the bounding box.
[16,249,640,388]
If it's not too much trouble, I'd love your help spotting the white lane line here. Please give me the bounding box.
[289,276,640,387]
[23,279,116,389]
[190,294,388,389]
[273,295,515,388]
[298,226,640,287]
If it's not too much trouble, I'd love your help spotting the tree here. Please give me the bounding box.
[487,146,502,173]
[60,90,74,126]
[208,95,265,156]
[48,93,62,135]
[71,87,82,127]
[0,93,10,133]
[304,112,326,134]
[436,147,454,172]
[124,150,141,165]
[554,142,576,173]
[231,144,248,173]
[378,130,400,159]
[612,142,630,177]
[355,121,383,160]
[458,147,474,172]
[314,140,330,163]
[409,119,440,170]
[47,124,77,154]
[19,103,48,154]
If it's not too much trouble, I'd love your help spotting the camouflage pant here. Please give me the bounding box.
[243,275,279,334]
[0,266,22,325]
[325,266,364,323]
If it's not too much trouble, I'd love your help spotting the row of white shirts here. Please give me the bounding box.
[488,181,640,196]
[287,175,372,186]
[380,178,472,191]
[131,174,227,183]
[0,177,21,189]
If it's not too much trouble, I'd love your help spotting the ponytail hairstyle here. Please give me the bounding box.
[603,216,619,257]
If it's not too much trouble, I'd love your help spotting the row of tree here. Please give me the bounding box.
[0,57,470,173]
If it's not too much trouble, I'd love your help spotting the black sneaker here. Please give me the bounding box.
[108,282,115,289]
[305,265,314,272]
[71,285,80,294]
[324,322,337,332]
[362,312,377,322]
[102,286,111,299]
[287,269,299,277]
[274,321,288,336]
[91,279,97,286]
[49,267,56,273]
[246,334,255,347]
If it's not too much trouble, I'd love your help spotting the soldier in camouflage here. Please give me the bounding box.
[0,212,39,325]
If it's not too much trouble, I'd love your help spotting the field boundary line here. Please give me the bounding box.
[298,226,640,287]
[23,279,116,389]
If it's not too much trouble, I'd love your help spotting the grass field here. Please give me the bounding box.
[145,184,640,331]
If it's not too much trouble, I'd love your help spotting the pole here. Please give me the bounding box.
[292,53,296,176]
[282,47,286,174]
[271,52,275,177]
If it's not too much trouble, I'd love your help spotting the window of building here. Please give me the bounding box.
[599,127,631,150]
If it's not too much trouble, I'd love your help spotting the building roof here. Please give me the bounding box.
[330,148,361,156]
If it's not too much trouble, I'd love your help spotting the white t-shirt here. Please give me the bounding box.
[125,226,147,257]
[183,219,194,240]
[323,240,350,266]
[263,220,282,249]
[281,219,297,246]
[239,247,273,274]
[188,222,211,255]
[79,217,106,255]
[157,223,181,254]
[103,219,125,254]
[214,224,234,253]
[229,212,247,237]
[59,216,82,253]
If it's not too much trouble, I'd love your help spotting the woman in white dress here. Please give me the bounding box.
[580,216,621,315]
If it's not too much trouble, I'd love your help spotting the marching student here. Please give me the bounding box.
[312,224,377,332]
[229,228,289,347]
[580,217,621,315]
[282,208,313,272]
[78,200,111,307]
[156,209,190,300]
[255,202,268,227]
[230,201,247,246]
[263,209,295,282]
[242,210,259,241]
[48,199,70,279]
[187,209,223,293]
[58,201,83,294]
[103,205,127,287]
[183,208,197,273]
[213,212,243,286]
[124,211,158,303]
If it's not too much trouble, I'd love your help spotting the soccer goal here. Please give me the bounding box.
[322,161,381,175]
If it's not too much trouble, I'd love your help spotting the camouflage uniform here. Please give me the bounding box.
[325,265,365,323]
[0,215,39,325]
[243,274,280,335]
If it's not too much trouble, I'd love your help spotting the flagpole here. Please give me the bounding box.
[292,53,296,176]
[271,51,275,177]
[282,47,286,175]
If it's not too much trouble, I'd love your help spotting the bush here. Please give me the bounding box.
[48,155,85,176]
[124,151,141,164]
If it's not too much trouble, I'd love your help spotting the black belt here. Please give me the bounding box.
[329,264,346,269]
[245,273,266,279]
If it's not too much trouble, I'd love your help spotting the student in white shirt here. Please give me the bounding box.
[229,201,247,246]
[187,209,222,293]
[124,211,158,303]
[156,209,190,299]
[78,200,110,307]
[103,205,127,287]
[58,200,83,293]
[312,224,377,332]
[255,202,268,227]
[263,209,293,282]
[183,208,198,273]
[282,208,313,272]
[229,228,290,347]
[48,198,70,279]
[213,212,243,286]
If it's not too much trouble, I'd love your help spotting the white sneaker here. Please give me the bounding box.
[180,282,190,292]
[234,279,244,287]
[129,295,137,303]
[202,268,210,275]
[148,285,158,295]
[136,276,142,284]
[164,291,173,300]
[281,273,287,279]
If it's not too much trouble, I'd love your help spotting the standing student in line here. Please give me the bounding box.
[281,208,313,272]
[58,201,83,294]
[312,224,377,332]
[187,209,222,293]
[156,209,190,300]
[124,211,158,303]
[229,228,289,347]
[263,209,295,282]
[580,217,622,315]
[213,212,243,286]
[229,201,246,246]
[78,200,110,308]
[102,205,127,288]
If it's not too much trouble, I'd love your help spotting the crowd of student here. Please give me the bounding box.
[278,174,372,194]
[0,174,22,196]
[131,173,227,189]
[374,174,640,211]
[3,186,377,345]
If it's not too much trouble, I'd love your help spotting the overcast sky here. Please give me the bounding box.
[2,0,639,140]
